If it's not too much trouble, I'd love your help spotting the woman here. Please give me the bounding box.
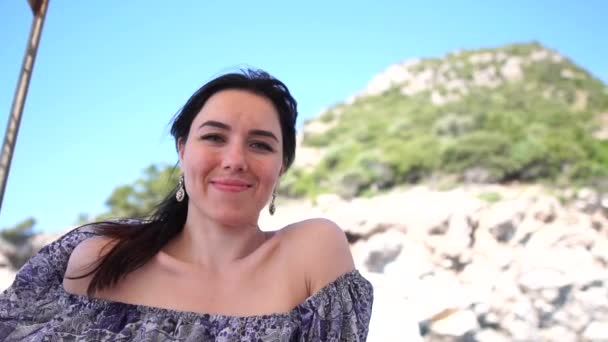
[0,69,373,341]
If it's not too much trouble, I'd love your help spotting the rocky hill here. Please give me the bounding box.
[283,42,608,199]
[261,184,608,341]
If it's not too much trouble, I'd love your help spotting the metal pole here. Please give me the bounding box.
[0,0,49,213]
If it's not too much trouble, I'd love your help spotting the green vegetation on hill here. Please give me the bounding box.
[282,42,608,199]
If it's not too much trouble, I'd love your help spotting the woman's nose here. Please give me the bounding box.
[221,143,247,172]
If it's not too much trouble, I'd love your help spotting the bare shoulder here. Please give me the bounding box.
[277,218,355,294]
[62,235,116,295]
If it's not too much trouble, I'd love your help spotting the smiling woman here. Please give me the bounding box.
[0,69,374,341]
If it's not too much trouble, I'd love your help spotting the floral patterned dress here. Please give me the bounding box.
[0,226,374,341]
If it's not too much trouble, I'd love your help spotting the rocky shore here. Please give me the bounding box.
[3,184,608,341]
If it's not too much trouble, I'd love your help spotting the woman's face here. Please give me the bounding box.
[178,89,284,226]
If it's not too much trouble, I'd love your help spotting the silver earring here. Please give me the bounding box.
[176,175,185,202]
[269,188,277,215]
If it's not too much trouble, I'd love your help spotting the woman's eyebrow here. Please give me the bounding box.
[198,120,229,130]
[249,129,278,142]
[199,120,278,142]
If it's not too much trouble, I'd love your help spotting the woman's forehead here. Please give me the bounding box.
[193,90,282,131]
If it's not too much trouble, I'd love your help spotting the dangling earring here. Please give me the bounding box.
[269,188,277,215]
[176,175,186,202]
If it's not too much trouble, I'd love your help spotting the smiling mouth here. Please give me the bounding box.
[210,181,252,193]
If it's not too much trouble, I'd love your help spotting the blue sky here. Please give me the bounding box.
[1,1,606,233]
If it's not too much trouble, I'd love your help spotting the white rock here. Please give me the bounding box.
[552,299,593,333]
[458,258,500,303]
[510,216,543,246]
[0,238,17,262]
[583,321,608,341]
[475,329,511,342]
[519,268,572,290]
[430,91,447,105]
[362,60,420,96]
[478,199,525,243]
[443,213,473,254]
[302,120,335,136]
[577,187,599,212]
[385,186,481,239]
[574,285,608,320]
[363,271,424,342]
[551,53,564,62]
[430,310,479,337]
[314,194,342,210]
[525,212,597,250]
[409,272,477,323]
[401,59,422,69]
[473,66,500,88]
[361,230,405,273]
[0,253,10,268]
[0,267,16,292]
[329,195,408,237]
[500,57,523,82]
[383,238,434,282]
[518,247,604,290]
[501,314,540,341]
[529,195,560,223]
[592,238,608,264]
[561,68,576,79]
[293,146,325,169]
[540,325,578,342]
[495,52,507,62]
[469,52,494,64]
[438,62,451,74]
[400,69,434,96]
[530,49,550,61]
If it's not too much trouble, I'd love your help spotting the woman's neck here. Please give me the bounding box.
[162,210,268,273]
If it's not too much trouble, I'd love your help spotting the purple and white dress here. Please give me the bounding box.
[0,226,374,341]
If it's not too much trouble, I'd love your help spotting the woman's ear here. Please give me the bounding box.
[177,137,186,166]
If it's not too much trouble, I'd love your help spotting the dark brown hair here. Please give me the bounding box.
[73,68,298,296]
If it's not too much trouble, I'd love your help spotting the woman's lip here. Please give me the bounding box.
[210,181,251,192]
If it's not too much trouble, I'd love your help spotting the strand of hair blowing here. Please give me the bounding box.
[74,187,188,296]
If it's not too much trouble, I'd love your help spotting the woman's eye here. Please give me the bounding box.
[201,134,224,142]
[251,142,273,152]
